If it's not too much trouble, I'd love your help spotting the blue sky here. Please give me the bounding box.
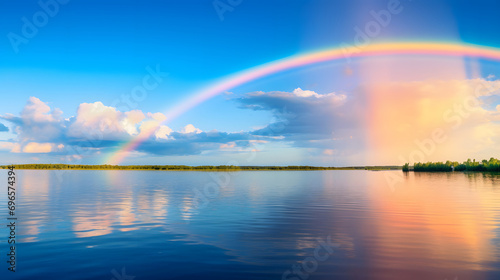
[1,0,500,166]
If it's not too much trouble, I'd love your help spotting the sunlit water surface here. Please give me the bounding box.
[1,170,500,279]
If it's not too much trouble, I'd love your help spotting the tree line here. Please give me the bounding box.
[403,158,500,172]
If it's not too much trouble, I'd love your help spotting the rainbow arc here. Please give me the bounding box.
[106,41,500,164]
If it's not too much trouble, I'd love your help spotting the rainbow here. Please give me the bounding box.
[105,41,500,164]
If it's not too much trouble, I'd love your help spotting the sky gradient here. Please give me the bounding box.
[1,0,500,166]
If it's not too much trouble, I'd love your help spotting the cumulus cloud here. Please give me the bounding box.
[21,96,63,122]
[235,88,353,136]
[234,82,500,164]
[1,97,65,142]
[0,89,360,159]
[233,87,364,157]
[3,79,499,163]
[181,124,202,134]
[0,97,256,158]
[20,142,65,153]
[122,110,146,135]
[68,102,131,139]
[154,125,173,140]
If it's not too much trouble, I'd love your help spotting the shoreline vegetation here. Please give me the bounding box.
[403,158,500,172]
[0,164,401,171]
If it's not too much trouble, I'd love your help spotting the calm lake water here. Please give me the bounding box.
[1,170,500,279]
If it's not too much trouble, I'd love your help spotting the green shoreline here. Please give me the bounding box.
[403,158,500,172]
[0,164,401,171]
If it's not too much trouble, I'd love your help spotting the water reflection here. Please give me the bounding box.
[369,172,500,275]
[1,169,499,279]
[18,170,50,242]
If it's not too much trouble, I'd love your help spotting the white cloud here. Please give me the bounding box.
[22,142,53,153]
[7,79,497,162]
[21,97,62,123]
[67,102,171,142]
[121,110,146,135]
[238,88,352,137]
[68,102,125,138]
[148,112,167,122]
[15,142,66,153]
[0,97,64,142]
[293,88,320,98]
[1,98,182,155]
[292,88,347,104]
[181,124,202,134]
[155,125,173,140]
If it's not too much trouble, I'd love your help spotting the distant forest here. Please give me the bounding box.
[0,164,401,171]
[403,158,500,172]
